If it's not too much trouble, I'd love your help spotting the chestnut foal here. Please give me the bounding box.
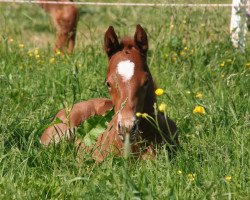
[38,0,78,53]
[41,25,179,162]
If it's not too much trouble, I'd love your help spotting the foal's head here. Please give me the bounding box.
[104,25,156,141]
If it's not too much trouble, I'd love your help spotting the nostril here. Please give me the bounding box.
[118,122,121,131]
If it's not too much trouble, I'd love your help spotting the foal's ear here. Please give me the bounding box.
[134,24,148,54]
[104,26,120,58]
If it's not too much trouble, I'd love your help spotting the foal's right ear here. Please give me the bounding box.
[104,26,120,58]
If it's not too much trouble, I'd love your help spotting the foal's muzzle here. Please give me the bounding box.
[117,122,138,143]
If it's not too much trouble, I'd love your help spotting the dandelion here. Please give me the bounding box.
[180,51,185,56]
[49,57,55,63]
[155,88,164,96]
[187,173,196,181]
[186,90,191,95]
[195,92,203,99]
[136,112,142,117]
[220,62,225,68]
[19,44,24,49]
[34,49,39,55]
[177,170,182,175]
[56,50,61,56]
[193,106,206,115]
[225,176,231,182]
[246,63,250,68]
[226,59,232,64]
[141,113,149,118]
[158,103,167,112]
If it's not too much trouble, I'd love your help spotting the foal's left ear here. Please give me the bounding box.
[134,24,148,54]
[104,26,120,58]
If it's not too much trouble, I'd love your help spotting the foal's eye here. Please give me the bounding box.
[106,81,111,89]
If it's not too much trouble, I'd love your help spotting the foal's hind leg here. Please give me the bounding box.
[67,30,76,53]
[54,32,68,53]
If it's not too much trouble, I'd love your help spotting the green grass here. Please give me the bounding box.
[0,1,249,199]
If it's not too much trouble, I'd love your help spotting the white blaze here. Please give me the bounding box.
[117,60,135,82]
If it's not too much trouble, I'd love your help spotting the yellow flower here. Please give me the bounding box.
[226,59,232,64]
[141,113,149,118]
[184,46,188,50]
[170,24,174,29]
[35,54,40,59]
[49,57,55,63]
[136,112,142,117]
[158,103,167,112]
[195,92,203,99]
[19,44,24,49]
[221,74,225,78]
[34,49,39,55]
[28,53,33,57]
[9,38,14,43]
[220,62,225,68]
[56,50,61,56]
[177,170,182,175]
[186,90,191,95]
[246,63,250,68]
[193,106,206,115]
[225,176,231,182]
[180,51,185,56]
[187,173,196,181]
[155,88,164,96]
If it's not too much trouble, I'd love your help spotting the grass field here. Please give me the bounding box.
[0,0,250,199]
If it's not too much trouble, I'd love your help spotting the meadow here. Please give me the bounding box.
[0,0,249,199]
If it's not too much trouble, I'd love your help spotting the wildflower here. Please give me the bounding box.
[186,90,191,95]
[187,173,196,181]
[136,112,142,117]
[225,176,231,182]
[49,57,55,63]
[9,38,14,43]
[183,20,186,24]
[141,113,149,118]
[19,44,24,49]
[34,49,39,55]
[193,106,206,115]
[201,23,205,27]
[180,51,185,56]
[170,24,174,29]
[226,59,232,64]
[246,63,250,68]
[184,46,188,50]
[155,88,164,96]
[195,92,203,99]
[220,62,225,68]
[28,52,33,57]
[221,74,225,78]
[56,50,61,56]
[158,103,167,112]
[35,54,40,59]
[177,170,182,175]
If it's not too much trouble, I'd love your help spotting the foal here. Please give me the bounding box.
[89,25,179,161]
[41,25,179,162]
[38,0,78,53]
